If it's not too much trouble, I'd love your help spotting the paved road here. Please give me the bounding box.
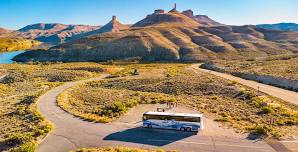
[191,64,298,106]
[36,74,276,152]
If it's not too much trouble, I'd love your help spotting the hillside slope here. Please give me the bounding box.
[0,38,41,52]
[16,23,100,44]
[13,9,298,62]
[182,10,223,26]
[132,8,200,27]
[0,27,13,35]
[72,16,129,38]
[257,23,298,32]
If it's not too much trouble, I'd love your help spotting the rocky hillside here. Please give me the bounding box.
[13,7,298,62]
[0,27,13,35]
[16,23,100,44]
[257,23,298,32]
[132,7,200,27]
[182,10,222,26]
[73,16,129,38]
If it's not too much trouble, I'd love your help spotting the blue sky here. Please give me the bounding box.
[1,0,298,30]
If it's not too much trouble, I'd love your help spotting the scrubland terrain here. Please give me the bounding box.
[73,147,168,152]
[57,63,298,140]
[0,62,110,151]
[213,54,298,81]
[0,38,41,52]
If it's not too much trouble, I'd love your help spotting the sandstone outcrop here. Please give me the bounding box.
[182,9,223,26]
[77,16,129,37]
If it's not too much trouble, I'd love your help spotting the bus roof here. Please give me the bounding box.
[144,111,203,118]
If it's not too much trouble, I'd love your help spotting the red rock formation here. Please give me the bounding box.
[0,27,12,35]
[79,16,129,37]
[182,9,223,26]
[154,9,165,14]
[169,3,178,13]
[182,10,194,18]
[16,23,100,44]
[133,6,200,27]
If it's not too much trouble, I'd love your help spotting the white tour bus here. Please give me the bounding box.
[142,111,203,132]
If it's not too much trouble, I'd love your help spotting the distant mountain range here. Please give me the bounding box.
[0,24,100,45]
[1,8,226,45]
[17,23,100,44]
[257,23,298,32]
[14,6,298,62]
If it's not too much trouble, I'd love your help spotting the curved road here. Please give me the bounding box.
[191,64,298,106]
[37,73,277,152]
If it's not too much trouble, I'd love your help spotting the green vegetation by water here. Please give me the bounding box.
[0,38,41,52]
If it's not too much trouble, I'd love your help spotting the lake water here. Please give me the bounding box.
[0,50,26,64]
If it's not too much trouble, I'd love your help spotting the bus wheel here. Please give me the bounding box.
[180,127,185,131]
[186,127,192,132]
[147,124,152,128]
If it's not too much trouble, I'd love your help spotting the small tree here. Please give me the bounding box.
[132,69,139,75]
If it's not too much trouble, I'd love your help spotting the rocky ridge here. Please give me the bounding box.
[13,5,298,62]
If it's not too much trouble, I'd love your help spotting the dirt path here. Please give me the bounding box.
[191,64,298,106]
[36,74,275,152]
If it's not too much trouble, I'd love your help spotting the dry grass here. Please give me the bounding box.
[58,85,178,123]
[57,64,184,122]
[0,62,107,151]
[58,63,298,139]
[72,146,171,152]
[213,54,298,81]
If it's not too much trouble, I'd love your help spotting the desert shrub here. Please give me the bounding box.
[102,100,139,117]
[251,96,269,107]
[0,83,14,96]
[214,117,230,122]
[253,125,271,135]
[211,96,220,100]
[13,141,36,152]
[0,71,28,84]
[45,70,92,82]
[260,106,273,114]
[65,67,104,73]
[5,134,33,146]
